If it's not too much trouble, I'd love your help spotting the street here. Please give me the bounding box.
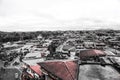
[79,65,120,80]
[0,68,21,80]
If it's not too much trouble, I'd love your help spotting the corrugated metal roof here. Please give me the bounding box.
[23,58,44,65]
[25,51,41,58]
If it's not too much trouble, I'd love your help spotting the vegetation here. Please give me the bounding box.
[0,29,119,43]
[0,31,63,43]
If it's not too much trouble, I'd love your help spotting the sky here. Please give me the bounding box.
[0,0,120,31]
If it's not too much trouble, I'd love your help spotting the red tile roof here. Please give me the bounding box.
[38,60,78,80]
[77,49,106,59]
[29,64,42,76]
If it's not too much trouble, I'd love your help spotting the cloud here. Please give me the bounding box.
[0,0,120,31]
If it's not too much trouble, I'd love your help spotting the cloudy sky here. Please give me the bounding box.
[0,0,120,31]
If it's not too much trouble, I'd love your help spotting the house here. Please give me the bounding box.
[76,49,106,60]
[37,60,79,80]
[95,42,106,49]
[21,52,45,80]
[83,41,95,49]
[21,64,43,80]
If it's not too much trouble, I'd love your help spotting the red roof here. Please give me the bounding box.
[29,64,42,76]
[38,60,78,80]
[77,49,106,59]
